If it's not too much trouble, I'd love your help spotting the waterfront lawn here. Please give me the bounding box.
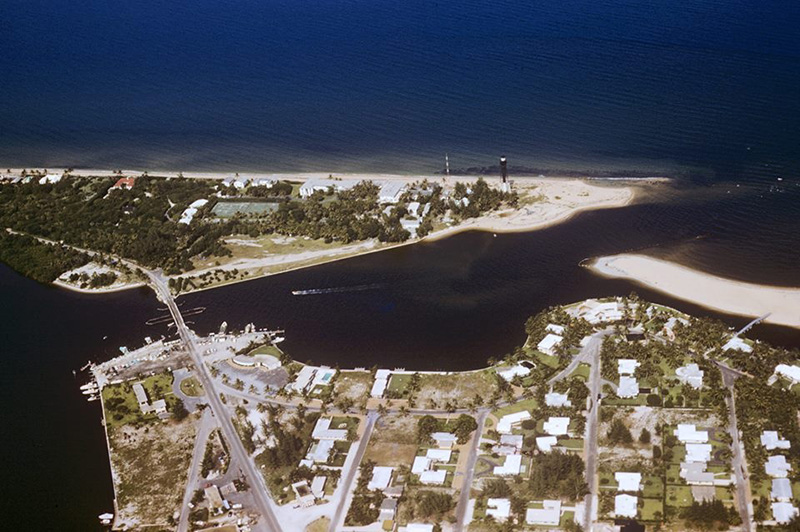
[103,372,177,431]
[248,343,283,358]
[416,370,498,407]
[334,371,374,403]
[386,373,414,397]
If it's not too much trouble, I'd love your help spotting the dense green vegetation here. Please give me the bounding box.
[528,452,588,501]
[0,175,517,280]
[417,414,478,445]
[0,231,89,282]
[681,499,739,529]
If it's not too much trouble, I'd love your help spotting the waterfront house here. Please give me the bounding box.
[537,333,563,356]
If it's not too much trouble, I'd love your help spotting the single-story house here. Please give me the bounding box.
[368,466,394,491]
[493,454,522,476]
[676,424,709,444]
[486,498,511,522]
[526,500,561,526]
[496,411,532,435]
[762,431,791,451]
[543,416,570,436]
[537,334,564,356]
[615,494,638,518]
[615,472,642,492]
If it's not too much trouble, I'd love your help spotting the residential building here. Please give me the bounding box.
[617,359,640,375]
[772,478,793,502]
[722,337,752,353]
[497,364,531,382]
[545,392,571,407]
[312,418,348,441]
[431,432,457,449]
[495,434,523,455]
[412,456,432,475]
[368,466,394,491]
[546,323,565,335]
[676,363,704,389]
[311,476,326,499]
[419,469,447,485]
[685,443,713,463]
[379,498,398,522]
[772,364,800,386]
[537,333,563,356]
[772,502,799,524]
[496,411,531,435]
[766,455,792,478]
[543,416,570,436]
[371,369,391,398]
[676,424,709,444]
[526,500,561,526]
[493,454,522,476]
[615,472,642,492]
[299,178,359,198]
[110,177,136,190]
[761,431,791,451]
[615,494,638,518]
[617,376,639,398]
[378,181,406,204]
[133,383,150,413]
[486,498,511,522]
[425,449,451,462]
[536,436,558,453]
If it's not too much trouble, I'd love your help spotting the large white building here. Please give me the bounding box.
[526,500,561,526]
[299,178,359,198]
[493,454,522,476]
[537,333,564,356]
[496,411,531,435]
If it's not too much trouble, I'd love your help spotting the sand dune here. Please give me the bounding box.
[589,254,800,329]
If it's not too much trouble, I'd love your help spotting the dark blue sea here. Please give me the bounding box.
[1,0,799,180]
[2,0,800,529]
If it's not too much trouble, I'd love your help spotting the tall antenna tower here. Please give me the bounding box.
[445,153,450,176]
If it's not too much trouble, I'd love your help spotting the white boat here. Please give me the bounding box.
[87,395,99,402]
[273,337,285,343]
[82,388,98,395]
[79,382,97,390]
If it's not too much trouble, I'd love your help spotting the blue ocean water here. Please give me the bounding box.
[1,0,799,178]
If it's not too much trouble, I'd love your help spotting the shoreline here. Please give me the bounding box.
[178,179,638,296]
[589,253,800,329]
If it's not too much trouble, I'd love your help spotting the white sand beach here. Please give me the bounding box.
[590,254,800,329]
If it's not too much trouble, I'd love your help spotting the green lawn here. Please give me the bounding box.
[102,372,177,431]
[666,485,694,508]
[493,398,538,419]
[249,344,283,358]
[570,363,591,381]
[642,476,664,498]
[179,376,204,397]
[640,498,663,521]
[560,438,584,450]
[387,373,413,395]
[529,349,561,369]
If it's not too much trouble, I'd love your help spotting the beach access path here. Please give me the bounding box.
[590,254,800,329]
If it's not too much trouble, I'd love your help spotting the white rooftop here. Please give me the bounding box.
[419,469,447,485]
[306,439,335,463]
[486,498,511,521]
[676,424,709,444]
[426,449,452,462]
[676,363,704,389]
[762,431,791,450]
[493,454,523,476]
[312,418,348,441]
[615,494,638,518]
[537,333,564,355]
[311,476,326,499]
[536,436,558,453]
[618,359,640,375]
[617,376,639,398]
[546,323,565,335]
[722,337,752,353]
[545,392,572,407]
[615,472,642,492]
[404,524,434,532]
[773,502,799,524]
[766,455,792,478]
[772,478,793,501]
[569,299,623,324]
[497,364,531,382]
[543,416,570,436]
[412,456,432,474]
[685,443,713,464]
[526,500,561,525]
[431,432,457,447]
[368,466,394,491]
[497,411,531,434]
[774,364,800,385]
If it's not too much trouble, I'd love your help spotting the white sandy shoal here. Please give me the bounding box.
[590,254,800,329]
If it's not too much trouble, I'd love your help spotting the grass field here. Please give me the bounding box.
[103,372,177,431]
[640,498,663,520]
[249,344,284,358]
[570,362,591,381]
[666,484,693,507]
[179,376,204,397]
[492,398,539,419]
[386,373,414,396]
[212,201,280,217]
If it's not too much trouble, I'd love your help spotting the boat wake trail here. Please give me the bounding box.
[291,284,383,296]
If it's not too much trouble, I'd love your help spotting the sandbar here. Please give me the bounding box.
[589,253,800,329]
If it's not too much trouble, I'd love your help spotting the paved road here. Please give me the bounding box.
[580,332,606,532]
[148,271,284,532]
[720,364,754,531]
[454,409,489,531]
[328,411,378,532]
[177,408,216,532]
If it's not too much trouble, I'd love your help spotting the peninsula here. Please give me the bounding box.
[0,168,638,295]
[589,254,800,329]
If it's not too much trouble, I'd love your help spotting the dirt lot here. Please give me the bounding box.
[415,371,498,407]
[110,413,198,528]
[364,415,419,466]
